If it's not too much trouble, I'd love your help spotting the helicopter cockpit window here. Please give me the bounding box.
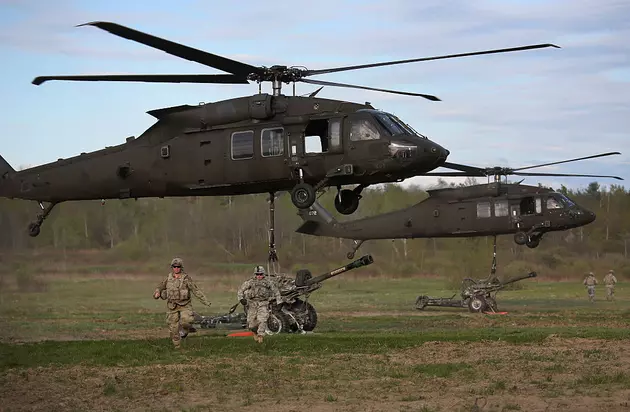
[547,196,562,210]
[329,119,341,151]
[374,113,406,135]
[494,199,509,217]
[261,127,284,157]
[231,130,254,160]
[350,119,380,141]
[557,193,576,207]
[476,201,491,218]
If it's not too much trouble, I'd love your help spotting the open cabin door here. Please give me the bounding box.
[288,116,345,180]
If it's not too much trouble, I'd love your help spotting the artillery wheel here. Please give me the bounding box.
[514,231,528,245]
[266,312,286,334]
[485,297,498,312]
[291,299,318,331]
[295,269,313,287]
[468,296,487,313]
[334,189,360,215]
[290,183,316,209]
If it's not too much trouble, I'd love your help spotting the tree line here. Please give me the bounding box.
[1,180,628,280]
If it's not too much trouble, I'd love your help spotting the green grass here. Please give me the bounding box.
[1,272,630,411]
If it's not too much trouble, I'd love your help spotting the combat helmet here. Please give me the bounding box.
[171,257,184,268]
[254,265,266,276]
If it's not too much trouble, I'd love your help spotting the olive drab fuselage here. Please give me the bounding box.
[0,94,449,204]
[296,181,597,250]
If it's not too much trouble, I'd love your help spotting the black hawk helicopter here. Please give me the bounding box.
[295,152,623,259]
[0,20,559,250]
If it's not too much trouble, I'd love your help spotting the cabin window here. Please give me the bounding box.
[547,197,562,210]
[350,119,380,141]
[261,127,284,157]
[476,201,491,218]
[494,200,509,217]
[330,119,342,151]
[231,130,254,160]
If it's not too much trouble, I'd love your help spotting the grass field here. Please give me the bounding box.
[1,271,630,411]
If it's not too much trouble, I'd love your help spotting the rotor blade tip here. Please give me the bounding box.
[76,21,106,28]
[31,77,45,85]
[550,44,561,48]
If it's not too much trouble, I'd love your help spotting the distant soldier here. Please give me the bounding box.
[154,257,211,349]
[603,270,618,301]
[583,272,598,302]
[237,265,282,343]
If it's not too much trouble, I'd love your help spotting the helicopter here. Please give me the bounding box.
[0,20,560,245]
[294,152,623,259]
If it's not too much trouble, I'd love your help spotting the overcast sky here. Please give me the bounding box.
[0,0,628,191]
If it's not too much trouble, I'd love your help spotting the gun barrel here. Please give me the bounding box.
[501,271,537,286]
[303,254,374,286]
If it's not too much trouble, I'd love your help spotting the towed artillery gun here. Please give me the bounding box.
[192,254,374,334]
[415,271,537,313]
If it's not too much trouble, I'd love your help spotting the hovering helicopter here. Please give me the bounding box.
[294,152,623,259]
[0,20,560,243]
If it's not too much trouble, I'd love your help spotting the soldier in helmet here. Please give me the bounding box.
[583,271,598,302]
[153,257,212,349]
[237,265,282,343]
[603,270,618,301]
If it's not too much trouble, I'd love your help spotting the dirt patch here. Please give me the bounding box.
[2,338,630,412]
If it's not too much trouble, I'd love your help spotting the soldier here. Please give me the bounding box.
[237,265,282,343]
[153,257,211,349]
[583,271,598,302]
[603,270,618,301]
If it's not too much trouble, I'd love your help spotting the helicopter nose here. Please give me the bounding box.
[584,210,596,225]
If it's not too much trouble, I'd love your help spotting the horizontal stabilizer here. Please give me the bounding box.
[0,154,14,178]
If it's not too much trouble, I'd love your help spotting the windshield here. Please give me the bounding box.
[556,193,576,207]
[373,112,428,139]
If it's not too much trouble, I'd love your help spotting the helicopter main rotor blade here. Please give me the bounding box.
[78,21,263,77]
[512,152,622,171]
[513,171,624,180]
[439,162,487,175]
[300,78,440,101]
[32,74,249,86]
[304,44,560,77]
[422,172,477,177]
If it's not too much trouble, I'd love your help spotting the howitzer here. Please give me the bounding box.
[233,254,374,334]
[415,271,537,313]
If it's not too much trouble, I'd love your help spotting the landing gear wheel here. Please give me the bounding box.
[28,222,41,237]
[514,231,528,245]
[334,189,360,215]
[526,236,541,249]
[468,296,487,313]
[290,183,316,209]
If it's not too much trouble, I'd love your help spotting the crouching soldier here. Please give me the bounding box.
[154,257,211,349]
[237,265,282,343]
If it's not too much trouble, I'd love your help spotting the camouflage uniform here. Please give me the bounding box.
[603,270,617,301]
[154,257,211,348]
[583,272,598,302]
[237,265,282,343]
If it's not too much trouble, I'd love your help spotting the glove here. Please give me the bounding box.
[240,299,247,306]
